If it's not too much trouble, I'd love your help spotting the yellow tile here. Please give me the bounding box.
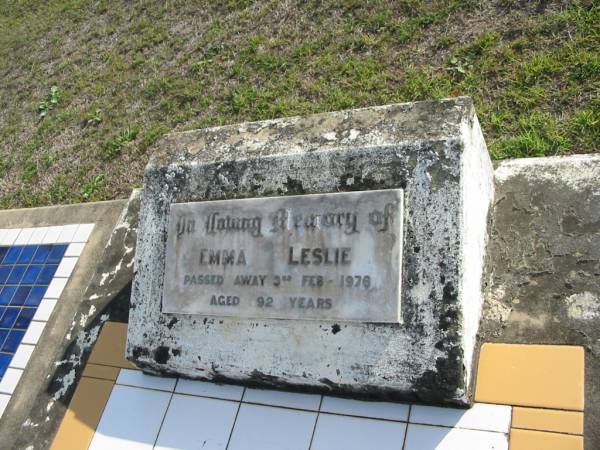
[509,428,583,450]
[82,363,121,381]
[512,407,584,435]
[88,321,136,369]
[475,343,584,411]
[50,377,114,450]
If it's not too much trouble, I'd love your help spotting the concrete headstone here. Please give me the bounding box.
[128,97,494,406]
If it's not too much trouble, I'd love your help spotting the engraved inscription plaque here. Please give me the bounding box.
[162,189,403,322]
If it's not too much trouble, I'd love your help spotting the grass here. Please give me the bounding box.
[0,0,598,208]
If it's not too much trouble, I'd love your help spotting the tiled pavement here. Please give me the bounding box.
[0,224,94,418]
[51,322,585,450]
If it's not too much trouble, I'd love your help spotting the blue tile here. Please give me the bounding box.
[14,308,35,330]
[2,330,24,353]
[0,266,11,284]
[0,242,73,376]
[0,353,11,378]
[32,245,52,264]
[24,286,47,307]
[16,246,37,263]
[7,265,27,284]
[0,330,8,349]
[47,244,68,264]
[36,265,58,284]
[2,246,22,264]
[0,286,17,306]
[0,308,19,328]
[22,265,43,284]
[10,287,32,306]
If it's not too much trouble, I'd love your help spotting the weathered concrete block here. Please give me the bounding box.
[127,97,494,406]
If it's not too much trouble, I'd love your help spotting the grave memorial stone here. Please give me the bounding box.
[128,97,494,406]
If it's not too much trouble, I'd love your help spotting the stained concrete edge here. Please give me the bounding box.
[0,194,139,450]
[481,152,600,450]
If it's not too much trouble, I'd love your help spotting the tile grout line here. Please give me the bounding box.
[120,378,319,411]
[85,379,117,450]
[233,398,321,412]
[114,380,183,394]
[307,395,324,450]
[84,360,134,370]
[315,410,411,424]
[401,404,412,450]
[225,386,246,450]
[508,404,513,447]
[510,425,584,437]
[84,377,117,450]
[79,374,118,383]
[502,403,585,413]
[163,389,242,403]
[151,377,176,449]
[401,419,510,433]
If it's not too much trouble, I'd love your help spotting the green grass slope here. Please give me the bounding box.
[0,0,598,208]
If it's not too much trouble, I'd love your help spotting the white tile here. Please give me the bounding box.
[41,225,63,244]
[57,224,79,243]
[28,227,49,244]
[311,413,407,450]
[73,223,94,242]
[228,404,316,450]
[175,378,244,401]
[65,242,86,257]
[0,393,10,416]
[155,394,238,450]
[321,396,409,421]
[0,229,21,245]
[410,403,512,433]
[33,299,58,322]
[55,257,78,278]
[9,344,35,369]
[243,387,321,410]
[0,368,23,394]
[89,384,171,450]
[44,277,68,299]
[14,228,34,245]
[116,369,176,392]
[22,321,46,345]
[404,424,508,450]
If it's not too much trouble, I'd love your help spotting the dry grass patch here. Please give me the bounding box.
[0,0,598,208]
